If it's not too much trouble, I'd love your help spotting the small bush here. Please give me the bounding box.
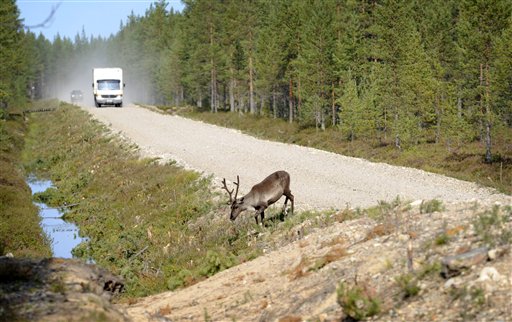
[434,232,450,246]
[199,250,237,277]
[417,261,441,279]
[473,205,512,247]
[167,269,194,290]
[337,281,381,320]
[448,286,486,320]
[420,199,444,214]
[365,197,410,222]
[395,274,420,298]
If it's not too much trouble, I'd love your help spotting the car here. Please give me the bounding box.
[70,90,83,103]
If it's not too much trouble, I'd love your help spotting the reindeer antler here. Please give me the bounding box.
[221,176,240,203]
[222,178,234,203]
[233,175,240,201]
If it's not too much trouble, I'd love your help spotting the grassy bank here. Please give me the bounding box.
[0,103,52,258]
[22,102,332,298]
[170,108,511,195]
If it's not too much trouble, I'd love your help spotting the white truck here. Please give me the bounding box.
[92,68,124,107]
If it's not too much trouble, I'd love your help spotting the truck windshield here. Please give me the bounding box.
[97,80,120,90]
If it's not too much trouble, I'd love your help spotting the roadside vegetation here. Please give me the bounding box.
[166,108,512,195]
[22,102,338,298]
[0,103,51,258]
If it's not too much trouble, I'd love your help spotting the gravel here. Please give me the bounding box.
[83,104,510,211]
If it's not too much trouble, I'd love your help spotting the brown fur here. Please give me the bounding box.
[227,171,294,224]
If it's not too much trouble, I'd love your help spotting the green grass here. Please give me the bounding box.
[171,108,512,195]
[0,103,52,258]
[21,102,337,298]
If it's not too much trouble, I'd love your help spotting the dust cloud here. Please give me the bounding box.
[46,47,153,107]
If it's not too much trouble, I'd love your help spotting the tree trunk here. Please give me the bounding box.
[289,78,294,123]
[248,29,256,114]
[272,88,277,119]
[197,92,202,108]
[331,81,336,126]
[211,63,217,113]
[229,69,235,112]
[297,76,301,119]
[209,21,217,113]
[394,111,401,150]
[435,94,441,144]
[249,55,255,114]
[484,63,492,163]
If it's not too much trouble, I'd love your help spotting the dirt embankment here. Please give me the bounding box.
[0,257,127,321]
[122,201,512,321]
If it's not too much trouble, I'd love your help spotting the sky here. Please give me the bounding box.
[17,0,185,41]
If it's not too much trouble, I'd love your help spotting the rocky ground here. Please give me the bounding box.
[122,199,512,321]
[0,257,128,321]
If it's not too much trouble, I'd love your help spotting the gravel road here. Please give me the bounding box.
[83,104,509,211]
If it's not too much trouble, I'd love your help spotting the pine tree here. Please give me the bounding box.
[0,0,25,109]
[368,0,437,149]
[255,0,287,118]
[456,0,512,162]
[295,0,336,130]
[493,16,512,127]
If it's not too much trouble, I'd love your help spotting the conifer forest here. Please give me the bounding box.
[2,0,512,160]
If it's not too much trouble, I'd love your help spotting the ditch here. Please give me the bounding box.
[28,176,87,259]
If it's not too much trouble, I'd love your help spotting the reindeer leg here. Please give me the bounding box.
[282,196,289,214]
[254,209,265,225]
[284,191,294,215]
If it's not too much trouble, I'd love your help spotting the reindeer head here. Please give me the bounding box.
[222,176,243,221]
[230,197,248,220]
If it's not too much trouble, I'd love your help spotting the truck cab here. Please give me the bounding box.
[92,68,124,107]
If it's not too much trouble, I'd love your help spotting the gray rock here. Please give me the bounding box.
[477,267,502,282]
[487,246,509,261]
[441,247,488,278]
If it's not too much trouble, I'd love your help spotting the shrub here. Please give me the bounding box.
[395,273,420,298]
[337,281,381,320]
[473,205,512,247]
[167,268,194,290]
[434,232,450,246]
[199,250,237,277]
[420,199,445,214]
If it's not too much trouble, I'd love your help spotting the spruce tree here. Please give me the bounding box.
[456,0,512,162]
[0,0,25,109]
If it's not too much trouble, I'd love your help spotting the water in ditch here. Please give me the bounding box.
[28,177,86,258]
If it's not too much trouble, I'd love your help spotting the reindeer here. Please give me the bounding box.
[222,170,294,225]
